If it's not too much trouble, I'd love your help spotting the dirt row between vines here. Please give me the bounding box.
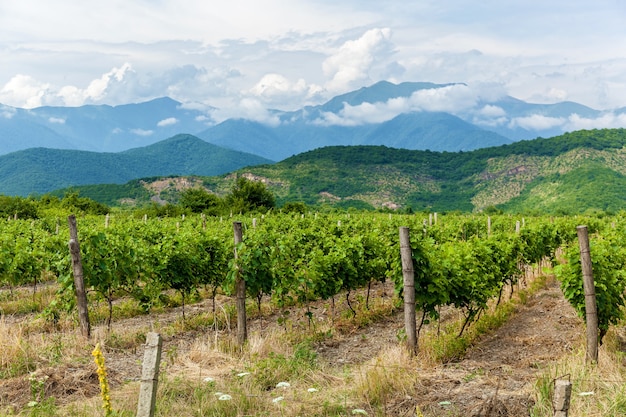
[1,275,583,416]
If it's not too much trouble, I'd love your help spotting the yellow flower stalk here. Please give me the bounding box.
[92,343,113,416]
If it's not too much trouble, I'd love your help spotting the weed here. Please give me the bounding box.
[92,343,113,416]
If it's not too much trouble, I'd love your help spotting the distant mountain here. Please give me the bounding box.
[0,134,272,196]
[59,128,626,215]
[1,80,623,161]
[0,97,212,153]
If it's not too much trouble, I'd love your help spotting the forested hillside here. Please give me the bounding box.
[57,128,626,215]
[0,134,272,196]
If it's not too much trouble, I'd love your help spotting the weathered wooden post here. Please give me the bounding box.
[399,227,417,355]
[67,214,90,339]
[137,332,163,417]
[233,221,247,346]
[553,379,572,417]
[577,225,599,364]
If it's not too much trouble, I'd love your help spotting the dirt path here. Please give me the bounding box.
[315,277,583,416]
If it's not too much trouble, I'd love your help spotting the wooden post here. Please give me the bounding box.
[67,215,90,339]
[137,332,163,417]
[553,379,572,417]
[577,225,599,364]
[105,213,110,228]
[233,221,247,346]
[487,216,492,238]
[515,220,521,234]
[399,227,417,354]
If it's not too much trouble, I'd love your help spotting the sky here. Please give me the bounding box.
[2,0,626,127]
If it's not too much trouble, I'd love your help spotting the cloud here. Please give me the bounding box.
[323,28,394,93]
[0,74,49,108]
[477,105,506,117]
[209,98,281,126]
[157,117,178,127]
[314,83,500,126]
[565,113,626,131]
[249,73,323,108]
[58,63,135,106]
[131,128,154,136]
[48,117,65,124]
[508,115,565,130]
[506,112,626,132]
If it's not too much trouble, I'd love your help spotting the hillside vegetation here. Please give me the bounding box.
[58,128,626,215]
[0,134,272,196]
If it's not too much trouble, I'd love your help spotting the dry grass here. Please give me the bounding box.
[532,330,626,417]
[2,266,625,417]
[353,346,417,409]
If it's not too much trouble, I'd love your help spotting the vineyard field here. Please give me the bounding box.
[1,210,625,416]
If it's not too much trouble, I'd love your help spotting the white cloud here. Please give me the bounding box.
[407,84,478,113]
[323,28,394,93]
[314,83,497,126]
[157,117,178,127]
[0,74,49,108]
[57,63,135,106]
[48,117,65,124]
[508,115,565,131]
[565,113,626,131]
[249,74,323,108]
[477,105,506,118]
[210,98,281,126]
[131,128,154,136]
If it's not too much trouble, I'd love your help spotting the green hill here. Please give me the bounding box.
[52,128,626,214]
[0,134,273,196]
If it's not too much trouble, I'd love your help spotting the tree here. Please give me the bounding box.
[179,188,222,214]
[226,177,275,213]
[61,192,109,215]
[0,195,39,219]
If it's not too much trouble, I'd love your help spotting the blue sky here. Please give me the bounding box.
[1,0,626,129]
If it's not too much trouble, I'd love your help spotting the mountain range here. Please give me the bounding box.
[1,81,618,161]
